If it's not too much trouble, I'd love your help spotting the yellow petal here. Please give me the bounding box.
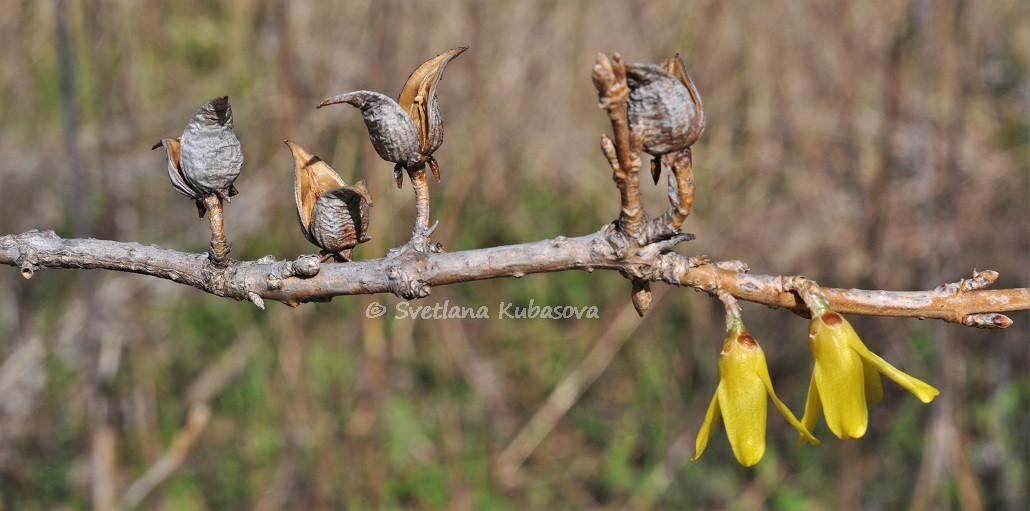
[285,140,346,233]
[756,354,819,445]
[718,337,767,466]
[718,378,766,466]
[809,313,868,439]
[797,375,822,446]
[863,359,883,405]
[845,328,940,403]
[692,383,722,462]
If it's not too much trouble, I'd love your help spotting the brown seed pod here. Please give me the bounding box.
[287,140,372,261]
[318,48,466,186]
[178,96,244,200]
[309,183,372,260]
[660,54,705,144]
[316,91,422,170]
[626,63,703,156]
[398,46,467,157]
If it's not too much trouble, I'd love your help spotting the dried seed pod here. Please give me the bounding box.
[152,137,218,218]
[660,54,705,144]
[154,137,194,199]
[287,140,373,261]
[178,96,244,200]
[309,183,372,260]
[626,63,703,157]
[398,46,467,157]
[316,91,422,170]
[318,48,466,186]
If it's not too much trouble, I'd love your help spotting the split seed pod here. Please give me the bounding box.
[287,140,372,262]
[626,55,704,184]
[153,96,242,216]
[317,91,422,172]
[317,47,467,185]
[397,47,467,163]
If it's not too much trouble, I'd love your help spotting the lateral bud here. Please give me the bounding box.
[632,279,652,316]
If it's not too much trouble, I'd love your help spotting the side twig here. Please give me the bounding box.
[594,53,645,237]
[203,195,230,265]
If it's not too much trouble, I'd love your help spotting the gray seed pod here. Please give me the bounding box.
[626,64,703,156]
[317,91,422,169]
[309,182,373,256]
[179,96,244,197]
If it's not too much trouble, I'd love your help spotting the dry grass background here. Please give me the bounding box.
[0,0,1027,509]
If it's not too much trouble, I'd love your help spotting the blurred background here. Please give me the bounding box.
[0,0,1027,509]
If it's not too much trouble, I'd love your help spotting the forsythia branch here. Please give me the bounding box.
[2,228,1025,329]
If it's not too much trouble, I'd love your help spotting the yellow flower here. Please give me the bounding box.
[693,321,818,466]
[798,311,940,444]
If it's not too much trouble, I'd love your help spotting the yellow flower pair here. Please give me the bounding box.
[693,307,939,466]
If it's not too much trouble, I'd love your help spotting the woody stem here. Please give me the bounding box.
[408,167,434,250]
[594,55,645,238]
[653,148,695,238]
[203,195,230,265]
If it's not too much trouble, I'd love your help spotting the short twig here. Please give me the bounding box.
[202,195,230,265]
[407,167,441,253]
[651,148,695,241]
[594,53,645,238]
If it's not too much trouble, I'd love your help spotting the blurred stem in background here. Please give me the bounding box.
[56,1,119,509]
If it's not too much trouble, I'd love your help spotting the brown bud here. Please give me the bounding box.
[398,46,467,157]
[317,91,422,170]
[592,52,629,105]
[632,279,652,316]
[287,141,372,261]
[178,96,244,199]
[625,62,704,157]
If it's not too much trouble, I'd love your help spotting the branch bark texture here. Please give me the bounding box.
[3,229,1025,328]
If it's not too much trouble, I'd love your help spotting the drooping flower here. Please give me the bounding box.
[798,310,940,444]
[693,319,818,466]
